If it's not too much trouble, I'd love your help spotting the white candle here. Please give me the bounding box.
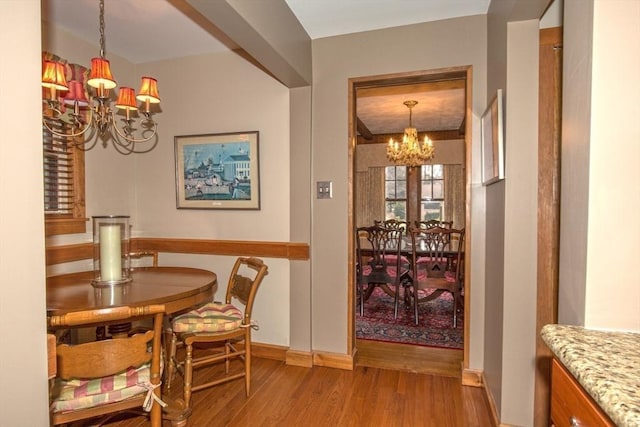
[100,225,122,281]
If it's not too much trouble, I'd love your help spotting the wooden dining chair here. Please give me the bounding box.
[129,250,159,270]
[166,257,269,407]
[374,218,408,234]
[413,220,454,265]
[355,224,409,318]
[407,227,465,327]
[48,304,166,427]
[414,219,453,230]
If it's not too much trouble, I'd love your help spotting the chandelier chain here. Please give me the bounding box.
[98,0,106,58]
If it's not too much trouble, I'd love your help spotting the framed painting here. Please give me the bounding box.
[174,131,260,209]
[481,89,505,185]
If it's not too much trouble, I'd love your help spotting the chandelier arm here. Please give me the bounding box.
[108,112,159,154]
[110,135,159,155]
[42,108,93,139]
[109,114,158,144]
[71,128,101,151]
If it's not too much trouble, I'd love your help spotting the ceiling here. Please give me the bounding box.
[43,0,487,136]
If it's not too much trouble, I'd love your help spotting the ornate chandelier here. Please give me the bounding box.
[386,100,434,168]
[41,0,160,154]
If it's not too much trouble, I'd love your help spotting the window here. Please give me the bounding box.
[43,117,86,236]
[384,166,406,220]
[420,164,444,221]
[384,164,445,223]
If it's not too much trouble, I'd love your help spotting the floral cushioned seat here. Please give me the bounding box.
[172,302,243,333]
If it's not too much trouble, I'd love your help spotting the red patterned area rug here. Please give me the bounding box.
[356,287,463,350]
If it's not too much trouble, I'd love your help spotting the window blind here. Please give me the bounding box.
[43,117,75,215]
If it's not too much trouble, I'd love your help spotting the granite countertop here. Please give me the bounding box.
[541,324,640,427]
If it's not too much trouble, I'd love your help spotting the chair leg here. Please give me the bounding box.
[452,291,458,329]
[413,286,419,326]
[183,343,193,408]
[165,332,177,391]
[244,334,251,397]
[393,282,399,318]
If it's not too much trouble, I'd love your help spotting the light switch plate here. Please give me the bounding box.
[317,181,332,199]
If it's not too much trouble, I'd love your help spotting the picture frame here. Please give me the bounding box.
[174,131,260,210]
[481,89,505,185]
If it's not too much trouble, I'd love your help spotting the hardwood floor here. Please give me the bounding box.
[356,339,463,377]
[79,344,493,427]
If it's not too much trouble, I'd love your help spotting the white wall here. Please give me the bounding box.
[289,87,313,352]
[311,15,488,359]
[501,19,540,425]
[134,51,291,346]
[561,0,640,331]
[0,1,50,425]
[584,0,640,331]
[558,0,593,327]
[43,26,293,346]
[483,1,550,424]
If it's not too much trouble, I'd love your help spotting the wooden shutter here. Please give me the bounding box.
[43,117,75,216]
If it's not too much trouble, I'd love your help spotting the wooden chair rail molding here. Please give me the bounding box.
[46,238,309,266]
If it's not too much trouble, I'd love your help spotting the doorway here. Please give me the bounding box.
[348,66,472,375]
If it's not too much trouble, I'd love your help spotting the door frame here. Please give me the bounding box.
[347,65,473,370]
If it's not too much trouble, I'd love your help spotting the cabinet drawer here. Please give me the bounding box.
[551,359,614,427]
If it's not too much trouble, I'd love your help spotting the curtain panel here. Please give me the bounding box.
[355,167,385,228]
[444,164,464,229]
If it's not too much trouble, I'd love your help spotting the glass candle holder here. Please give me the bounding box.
[94,284,130,306]
[92,215,132,287]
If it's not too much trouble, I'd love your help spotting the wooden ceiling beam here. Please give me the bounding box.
[356,117,374,140]
[357,79,465,98]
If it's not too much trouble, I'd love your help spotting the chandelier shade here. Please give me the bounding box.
[115,87,138,111]
[137,77,161,105]
[41,0,160,154]
[42,60,69,95]
[63,81,90,107]
[386,100,434,168]
[87,57,117,91]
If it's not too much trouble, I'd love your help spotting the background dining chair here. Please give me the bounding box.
[374,218,407,232]
[407,227,465,327]
[373,219,411,263]
[129,250,159,270]
[413,220,454,266]
[48,304,166,427]
[355,224,408,318]
[166,257,268,408]
[414,219,454,230]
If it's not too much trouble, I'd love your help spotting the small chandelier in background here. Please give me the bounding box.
[386,100,434,168]
[41,0,160,154]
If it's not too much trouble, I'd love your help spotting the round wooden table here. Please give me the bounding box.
[47,266,217,427]
[46,266,217,316]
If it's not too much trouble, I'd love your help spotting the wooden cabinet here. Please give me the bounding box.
[550,358,615,427]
